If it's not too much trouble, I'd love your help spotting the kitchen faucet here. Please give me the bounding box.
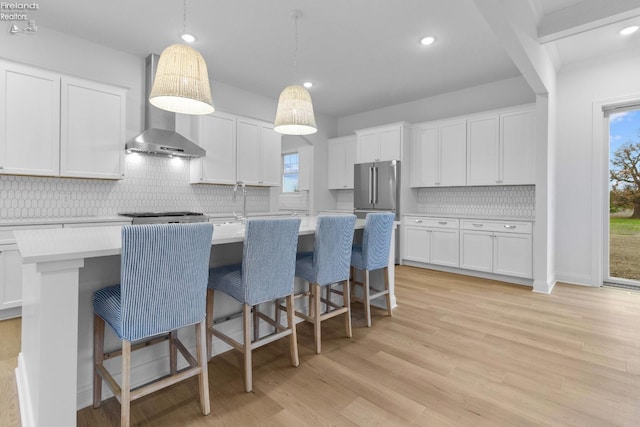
[233,181,247,222]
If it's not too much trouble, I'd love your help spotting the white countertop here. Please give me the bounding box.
[13,216,367,264]
[403,213,535,222]
[0,216,131,227]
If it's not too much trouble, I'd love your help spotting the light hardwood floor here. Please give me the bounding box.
[2,266,640,426]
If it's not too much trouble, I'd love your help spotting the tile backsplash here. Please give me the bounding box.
[416,185,535,219]
[0,154,271,219]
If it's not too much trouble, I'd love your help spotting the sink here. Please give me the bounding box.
[214,222,245,236]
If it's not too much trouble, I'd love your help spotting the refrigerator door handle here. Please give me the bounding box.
[368,167,374,204]
[372,166,378,204]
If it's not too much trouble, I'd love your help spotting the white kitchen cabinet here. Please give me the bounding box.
[298,146,313,191]
[0,60,127,180]
[0,61,61,177]
[501,108,535,185]
[467,106,535,186]
[328,135,356,189]
[60,77,126,179]
[403,216,459,267]
[236,118,281,186]
[466,114,499,185]
[410,119,466,187]
[0,244,22,312]
[355,122,407,163]
[460,219,532,278]
[190,111,237,185]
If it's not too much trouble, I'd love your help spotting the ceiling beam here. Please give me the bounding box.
[538,0,640,44]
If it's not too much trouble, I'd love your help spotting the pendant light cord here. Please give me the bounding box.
[183,0,188,37]
[293,12,298,83]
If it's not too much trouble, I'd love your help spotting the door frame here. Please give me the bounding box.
[592,94,640,286]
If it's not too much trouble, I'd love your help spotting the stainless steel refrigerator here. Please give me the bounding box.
[353,160,400,262]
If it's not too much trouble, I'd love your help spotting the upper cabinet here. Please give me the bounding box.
[410,119,466,187]
[328,135,356,189]
[0,60,126,180]
[355,123,408,163]
[467,106,535,186]
[0,61,61,177]
[189,111,237,185]
[236,119,281,186]
[191,113,281,186]
[60,77,126,179]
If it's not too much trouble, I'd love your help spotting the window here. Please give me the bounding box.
[282,152,299,192]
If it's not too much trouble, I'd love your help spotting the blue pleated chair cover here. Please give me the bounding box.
[208,218,301,306]
[351,212,395,271]
[295,215,356,286]
[93,223,213,342]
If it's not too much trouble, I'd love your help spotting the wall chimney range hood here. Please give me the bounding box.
[125,54,206,158]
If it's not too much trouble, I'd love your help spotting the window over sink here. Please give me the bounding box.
[282,152,300,192]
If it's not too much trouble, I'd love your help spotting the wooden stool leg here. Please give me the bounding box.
[364,270,372,328]
[314,283,322,354]
[169,331,178,375]
[121,340,132,427]
[384,267,392,317]
[243,303,253,392]
[349,266,355,302]
[195,319,211,415]
[274,297,281,333]
[206,289,214,361]
[343,279,352,338]
[287,294,299,367]
[324,285,330,313]
[253,304,260,342]
[308,282,315,320]
[93,315,105,408]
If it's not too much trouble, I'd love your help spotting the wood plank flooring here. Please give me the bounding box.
[2,266,640,426]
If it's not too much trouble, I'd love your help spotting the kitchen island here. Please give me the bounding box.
[13,216,396,427]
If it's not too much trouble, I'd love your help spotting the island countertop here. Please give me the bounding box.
[13,216,367,264]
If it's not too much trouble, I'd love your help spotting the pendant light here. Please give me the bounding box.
[274,10,318,135]
[149,0,214,115]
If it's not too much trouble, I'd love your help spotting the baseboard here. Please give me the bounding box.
[0,306,21,321]
[402,261,534,287]
[15,353,33,427]
[555,272,594,287]
[532,279,556,294]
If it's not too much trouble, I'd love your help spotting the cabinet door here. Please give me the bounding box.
[493,232,532,278]
[190,112,236,184]
[236,119,261,185]
[460,230,493,272]
[501,109,534,185]
[403,227,430,263]
[343,136,356,189]
[467,115,499,185]
[298,146,312,191]
[0,245,22,310]
[379,128,401,161]
[410,125,438,187]
[439,120,467,186]
[430,229,459,267]
[60,77,126,179]
[0,62,60,176]
[259,125,281,186]
[356,132,379,163]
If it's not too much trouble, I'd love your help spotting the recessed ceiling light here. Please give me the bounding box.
[181,32,196,43]
[303,82,313,88]
[620,26,639,35]
[420,36,436,46]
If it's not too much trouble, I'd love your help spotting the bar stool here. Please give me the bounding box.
[290,214,356,354]
[92,223,214,427]
[350,212,395,327]
[206,217,301,393]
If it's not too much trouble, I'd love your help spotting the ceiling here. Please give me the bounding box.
[23,0,640,118]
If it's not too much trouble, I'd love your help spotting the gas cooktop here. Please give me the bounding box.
[119,212,209,224]
[119,212,204,218]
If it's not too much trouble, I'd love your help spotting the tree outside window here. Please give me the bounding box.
[282,153,299,192]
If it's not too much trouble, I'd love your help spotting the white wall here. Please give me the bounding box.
[336,76,535,136]
[555,50,640,286]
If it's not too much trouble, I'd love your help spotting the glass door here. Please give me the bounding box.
[606,107,640,287]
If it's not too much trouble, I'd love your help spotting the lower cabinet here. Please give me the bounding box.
[0,244,22,312]
[403,216,533,281]
[403,217,459,267]
[460,220,532,279]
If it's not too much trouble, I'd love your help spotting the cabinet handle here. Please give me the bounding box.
[414,219,423,223]
[343,185,347,188]
[435,182,440,186]
[438,221,447,225]
[472,223,483,227]
[496,180,503,184]
[0,166,3,169]
[504,225,516,229]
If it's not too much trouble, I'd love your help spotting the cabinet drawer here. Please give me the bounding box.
[0,224,62,244]
[460,220,531,234]
[405,217,459,229]
[63,221,130,228]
